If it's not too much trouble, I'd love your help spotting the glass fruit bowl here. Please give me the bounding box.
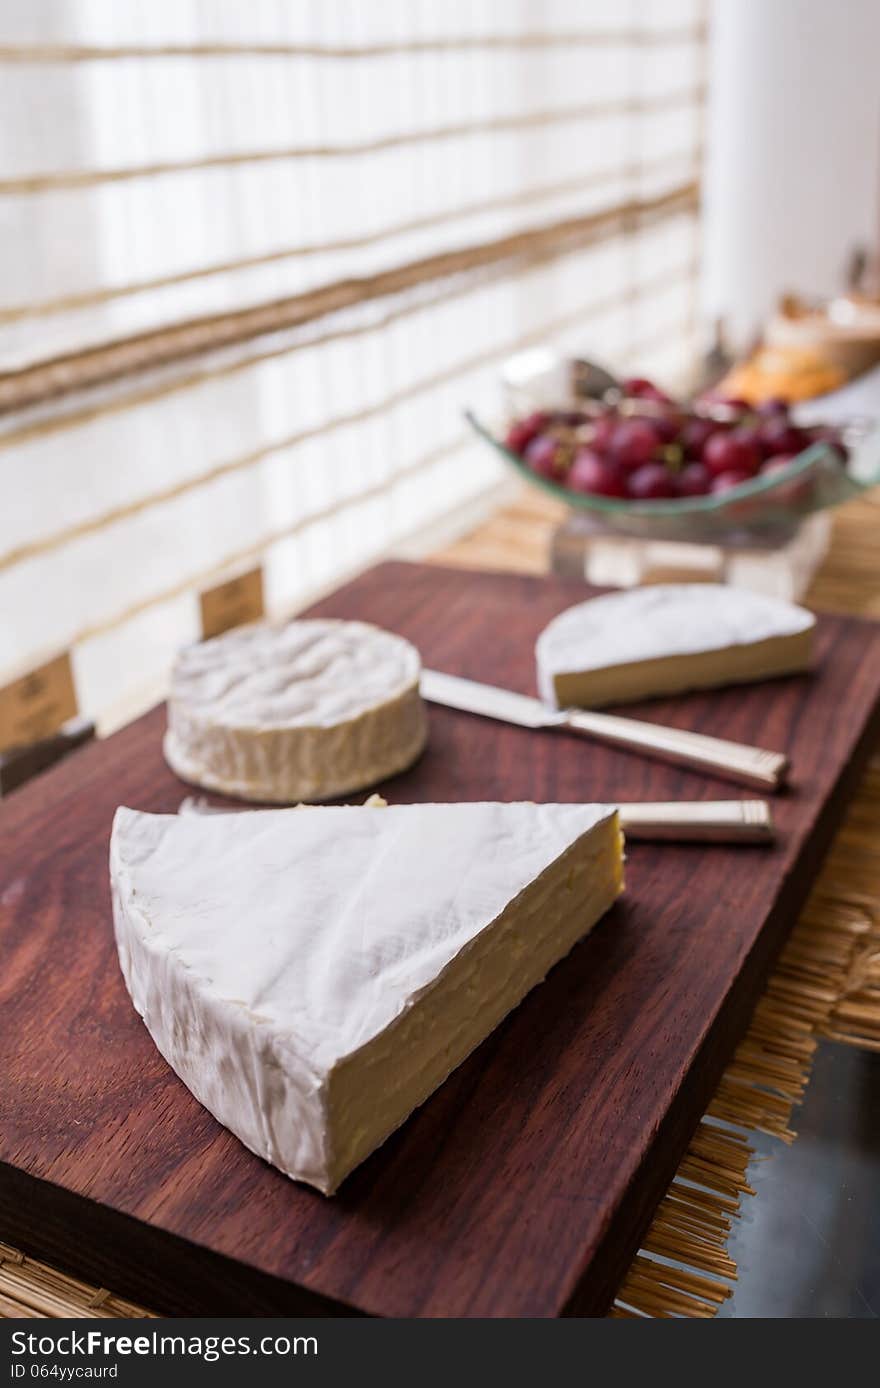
[467,400,880,546]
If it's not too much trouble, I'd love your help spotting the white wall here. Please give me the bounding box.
[702,0,880,349]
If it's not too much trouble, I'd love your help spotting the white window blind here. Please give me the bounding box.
[0,0,707,731]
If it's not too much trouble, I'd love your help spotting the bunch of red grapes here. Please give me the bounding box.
[504,378,847,504]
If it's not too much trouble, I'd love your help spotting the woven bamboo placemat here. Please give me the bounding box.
[2,487,878,1319]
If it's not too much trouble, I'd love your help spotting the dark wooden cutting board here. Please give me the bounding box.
[2,561,879,1318]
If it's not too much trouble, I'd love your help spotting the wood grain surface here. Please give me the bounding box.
[1,560,879,1318]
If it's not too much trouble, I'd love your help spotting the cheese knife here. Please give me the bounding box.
[420,668,788,793]
[179,795,775,844]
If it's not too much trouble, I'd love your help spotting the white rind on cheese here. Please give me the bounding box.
[110,801,623,1194]
[164,618,426,802]
[536,583,815,709]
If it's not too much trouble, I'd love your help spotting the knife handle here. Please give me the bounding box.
[618,800,774,844]
[561,709,788,792]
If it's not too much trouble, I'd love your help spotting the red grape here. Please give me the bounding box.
[524,433,563,478]
[732,422,767,458]
[568,448,627,497]
[703,428,761,478]
[677,462,712,496]
[621,377,658,398]
[627,462,676,499]
[610,418,661,469]
[505,411,548,455]
[756,418,805,458]
[681,415,717,458]
[589,412,618,452]
[621,376,673,404]
[651,409,684,444]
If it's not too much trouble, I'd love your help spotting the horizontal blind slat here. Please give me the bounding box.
[0,88,704,196]
[0,153,697,328]
[0,30,706,63]
[0,182,698,413]
[0,259,697,575]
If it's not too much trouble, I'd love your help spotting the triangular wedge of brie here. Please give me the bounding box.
[536,583,815,709]
[111,801,623,1194]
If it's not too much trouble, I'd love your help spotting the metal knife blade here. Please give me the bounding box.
[420,668,560,730]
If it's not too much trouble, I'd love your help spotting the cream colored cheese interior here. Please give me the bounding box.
[536,584,815,709]
[110,801,623,1194]
[550,629,814,709]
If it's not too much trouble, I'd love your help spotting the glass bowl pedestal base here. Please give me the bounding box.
[550,511,831,602]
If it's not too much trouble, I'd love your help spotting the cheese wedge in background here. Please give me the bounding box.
[110,801,623,1194]
[536,584,815,710]
[164,618,426,803]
